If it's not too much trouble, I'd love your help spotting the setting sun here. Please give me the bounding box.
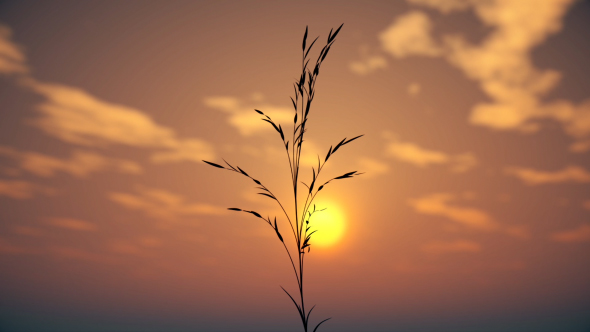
[308,203,346,248]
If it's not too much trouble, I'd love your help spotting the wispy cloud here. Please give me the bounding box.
[49,246,116,264]
[408,192,531,238]
[551,224,590,243]
[505,165,590,185]
[13,226,45,237]
[357,157,389,178]
[408,193,497,230]
[349,55,388,76]
[0,179,54,199]
[386,139,477,172]
[107,241,143,256]
[22,79,214,163]
[421,240,481,254]
[3,22,213,164]
[387,140,447,166]
[0,25,28,74]
[204,96,292,136]
[46,217,98,231]
[109,186,226,220]
[407,83,421,97]
[0,145,141,177]
[0,237,36,254]
[107,237,163,256]
[569,140,590,153]
[406,0,475,14]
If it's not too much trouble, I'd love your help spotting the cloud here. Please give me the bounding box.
[569,140,590,153]
[0,145,141,177]
[504,225,531,240]
[551,224,590,243]
[23,80,214,163]
[541,100,590,139]
[0,25,28,74]
[427,1,589,144]
[0,237,36,254]
[107,241,143,256]
[387,141,448,166]
[408,193,497,230]
[150,139,214,164]
[349,55,388,75]
[204,96,293,136]
[357,157,389,178]
[107,237,162,256]
[407,0,476,13]
[385,140,477,172]
[421,240,481,254]
[379,1,588,148]
[443,0,574,131]
[109,186,226,220]
[505,165,590,185]
[46,217,98,231]
[2,24,213,163]
[379,11,442,58]
[407,83,421,96]
[49,246,116,264]
[449,153,478,173]
[238,138,324,170]
[0,179,54,199]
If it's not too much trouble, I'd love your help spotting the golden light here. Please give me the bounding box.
[307,202,346,248]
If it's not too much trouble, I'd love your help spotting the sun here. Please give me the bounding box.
[307,202,346,248]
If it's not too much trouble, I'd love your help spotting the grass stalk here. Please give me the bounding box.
[203,24,363,331]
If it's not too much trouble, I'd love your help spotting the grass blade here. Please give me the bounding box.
[343,134,363,146]
[274,217,284,242]
[281,286,304,320]
[258,192,276,200]
[305,36,319,59]
[202,160,225,169]
[306,305,316,324]
[328,23,343,42]
[237,166,249,177]
[302,25,308,51]
[246,210,262,218]
[313,318,331,332]
[334,171,357,179]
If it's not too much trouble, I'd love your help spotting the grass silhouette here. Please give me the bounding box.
[203,24,363,332]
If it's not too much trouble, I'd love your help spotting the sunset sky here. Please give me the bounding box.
[1,1,589,331]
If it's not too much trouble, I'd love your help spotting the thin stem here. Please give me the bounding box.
[285,147,294,187]
[297,46,307,332]
[280,231,300,288]
[261,184,298,241]
[299,160,325,236]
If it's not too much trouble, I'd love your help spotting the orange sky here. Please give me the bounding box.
[1,1,589,331]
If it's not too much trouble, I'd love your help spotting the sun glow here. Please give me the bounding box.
[307,203,346,248]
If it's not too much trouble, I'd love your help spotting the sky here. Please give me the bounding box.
[0,1,589,331]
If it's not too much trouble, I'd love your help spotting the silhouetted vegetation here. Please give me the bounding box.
[204,24,363,332]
